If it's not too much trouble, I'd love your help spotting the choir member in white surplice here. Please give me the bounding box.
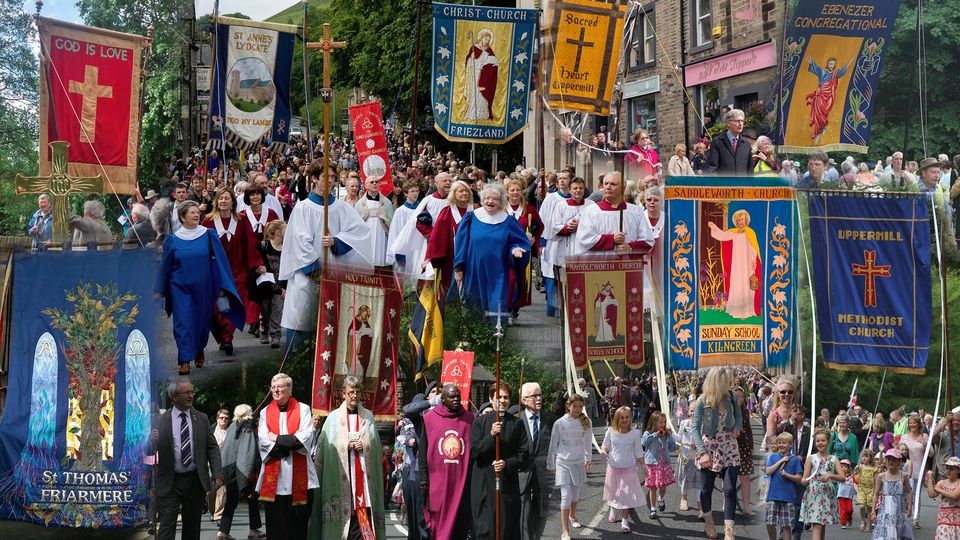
[385,179,422,274]
[278,161,372,346]
[354,175,394,267]
[386,172,454,283]
[575,171,655,256]
[546,176,593,274]
[538,169,572,317]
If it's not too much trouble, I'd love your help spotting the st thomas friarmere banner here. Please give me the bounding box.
[544,0,628,115]
[0,250,160,527]
[807,193,931,373]
[208,17,296,151]
[664,178,796,370]
[349,101,394,197]
[431,3,538,144]
[313,267,402,420]
[37,17,149,195]
[775,0,902,153]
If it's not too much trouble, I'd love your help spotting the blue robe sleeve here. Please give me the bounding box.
[157,235,175,316]
[505,217,531,268]
[452,213,473,272]
[208,229,246,331]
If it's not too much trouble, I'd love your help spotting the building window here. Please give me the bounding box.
[693,0,712,49]
[628,94,658,150]
[629,8,656,69]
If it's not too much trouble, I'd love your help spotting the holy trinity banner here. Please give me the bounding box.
[0,250,159,527]
[37,17,148,195]
[664,177,796,370]
[564,255,645,370]
[208,17,296,151]
[775,0,902,153]
[348,101,394,197]
[808,193,931,373]
[313,268,402,420]
[543,0,628,115]
[431,3,538,144]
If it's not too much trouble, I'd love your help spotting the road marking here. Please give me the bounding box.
[586,501,607,531]
[389,511,408,537]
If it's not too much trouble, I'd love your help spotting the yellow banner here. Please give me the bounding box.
[544,0,627,115]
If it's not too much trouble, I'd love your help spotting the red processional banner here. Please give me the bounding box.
[37,17,148,194]
[564,255,645,370]
[313,268,403,420]
[441,350,474,403]
[348,101,394,197]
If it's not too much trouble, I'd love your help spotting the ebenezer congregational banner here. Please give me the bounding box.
[664,177,796,370]
[0,251,159,527]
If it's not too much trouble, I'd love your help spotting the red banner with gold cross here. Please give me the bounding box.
[37,17,148,195]
[348,101,394,197]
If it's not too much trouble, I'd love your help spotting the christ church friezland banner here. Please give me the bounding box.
[37,17,149,195]
[774,0,902,154]
[564,254,645,370]
[313,268,402,420]
[664,177,796,370]
[0,250,160,527]
[807,193,931,374]
[208,16,296,151]
[431,3,538,144]
[543,0,628,116]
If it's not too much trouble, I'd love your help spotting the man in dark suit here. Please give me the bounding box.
[704,109,752,174]
[151,378,222,540]
[518,382,555,540]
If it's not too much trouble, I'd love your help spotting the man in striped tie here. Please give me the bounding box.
[151,378,223,540]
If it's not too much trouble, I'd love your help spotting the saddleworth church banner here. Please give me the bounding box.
[313,268,402,420]
[0,251,159,528]
[208,17,297,151]
[430,3,538,144]
[807,192,931,373]
[775,0,902,153]
[664,177,796,370]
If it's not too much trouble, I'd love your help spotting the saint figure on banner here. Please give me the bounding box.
[805,57,852,145]
[707,209,762,319]
[347,304,375,379]
[464,29,498,121]
[594,281,618,342]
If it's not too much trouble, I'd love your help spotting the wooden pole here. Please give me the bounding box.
[409,0,425,167]
[305,24,347,268]
[536,17,546,203]
[301,0,315,155]
[494,313,503,540]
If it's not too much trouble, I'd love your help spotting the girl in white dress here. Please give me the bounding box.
[601,406,646,533]
[548,394,594,540]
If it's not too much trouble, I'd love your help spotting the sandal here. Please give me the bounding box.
[178,364,190,375]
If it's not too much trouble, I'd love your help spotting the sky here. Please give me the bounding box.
[24,0,290,25]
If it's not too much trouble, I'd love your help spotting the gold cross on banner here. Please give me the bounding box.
[68,65,113,145]
[16,141,104,244]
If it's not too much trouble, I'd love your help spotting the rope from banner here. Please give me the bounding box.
[794,195,819,458]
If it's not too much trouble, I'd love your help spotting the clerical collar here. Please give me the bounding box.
[308,192,337,206]
[347,407,358,414]
[277,403,288,412]
[366,192,380,201]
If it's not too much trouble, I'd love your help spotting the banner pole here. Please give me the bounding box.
[494,312,503,540]
[408,0,425,167]
[302,0,314,155]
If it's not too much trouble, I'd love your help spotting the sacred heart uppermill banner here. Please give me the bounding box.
[774,0,902,153]
[808,193,931,373]
[431,3,538,144]
[0,250,159,528]
[564,255,645,370]
[313,268,402,420]
[664,177,796,370]
[37,17,148,195]
[208,17,296,150]
[544,0,628,115]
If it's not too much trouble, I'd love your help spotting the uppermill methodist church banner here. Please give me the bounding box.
[664,177,797,371]
[775,0,902,153]
[431,3,538,144]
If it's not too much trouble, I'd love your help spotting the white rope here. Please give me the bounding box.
[795,195,818,457]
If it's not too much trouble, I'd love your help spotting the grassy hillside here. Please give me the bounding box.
[266,0,332,25]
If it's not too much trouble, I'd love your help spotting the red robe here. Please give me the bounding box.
[466,45,498,119]
[426,205,469,299]
[202,214,263,341]
[507,203,543,309]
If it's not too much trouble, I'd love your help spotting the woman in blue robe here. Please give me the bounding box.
[453,184,530,318]
[157,200,244,375]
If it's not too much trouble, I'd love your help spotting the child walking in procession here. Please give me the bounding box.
[256,221,285,348]
[926,456,960,540]
[677,416,703,513]
[855,449,878,531]
[547,394,594,540]
[642,411,676,519]
[601,406,646,534]
[765,432,802,540]
[837,459,857,528]
[872,447,914,540]
[799,428,844,540]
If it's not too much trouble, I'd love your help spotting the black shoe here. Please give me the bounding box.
[223,342,234,355]
[248,323,259,337]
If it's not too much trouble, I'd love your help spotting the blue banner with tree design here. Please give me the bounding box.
[664,177,797,370]
[807,192,931,373]
[774,0,902,153]
[431,3,538,144]
[0,251,159,528]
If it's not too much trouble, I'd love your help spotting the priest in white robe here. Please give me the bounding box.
[575,171,655,255]
[278,162,372,348]
[354,175,394,267]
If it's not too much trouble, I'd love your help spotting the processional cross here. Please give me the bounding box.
[16,141,104,244]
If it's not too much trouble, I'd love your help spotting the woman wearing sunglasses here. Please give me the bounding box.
[765,375,799,449]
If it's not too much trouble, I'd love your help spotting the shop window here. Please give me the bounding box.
[692,0,713,51]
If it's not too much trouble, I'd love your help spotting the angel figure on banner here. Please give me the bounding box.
[707,209,762,319]
[805,56,853,145]
[594,281,618,342]
[463,28,499,121]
